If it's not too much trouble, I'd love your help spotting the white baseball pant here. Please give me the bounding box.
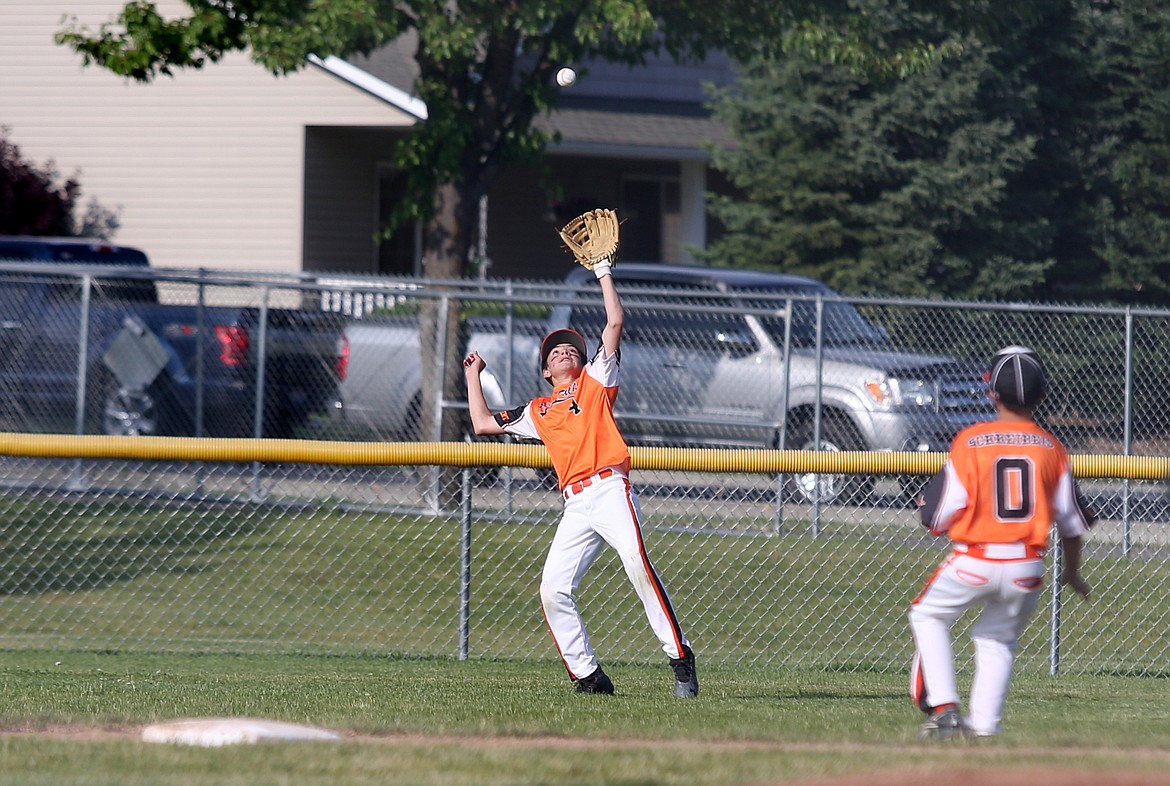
[909,551,1045,735]
[540,470,689,680]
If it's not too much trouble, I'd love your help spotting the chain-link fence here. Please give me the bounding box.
[0,259,346,440]
[1,261,1168,676]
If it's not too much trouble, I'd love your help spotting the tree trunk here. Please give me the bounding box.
[418,182,476,510]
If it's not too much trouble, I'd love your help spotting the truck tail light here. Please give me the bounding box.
[336,334,350,381]
[214,325,249,367]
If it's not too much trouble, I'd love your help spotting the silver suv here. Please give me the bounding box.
[555,263,991,501]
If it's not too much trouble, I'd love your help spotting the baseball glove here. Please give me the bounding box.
[558,208,620,270]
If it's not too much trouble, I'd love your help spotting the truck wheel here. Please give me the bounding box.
[88,371,183,437]
[785,416,874,506]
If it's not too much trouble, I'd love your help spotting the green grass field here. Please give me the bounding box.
[0,652,1169,785]
[2,490,1170,783]
[1,491,1167,675]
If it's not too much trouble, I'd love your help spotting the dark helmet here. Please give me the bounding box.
[988,345,1047,407]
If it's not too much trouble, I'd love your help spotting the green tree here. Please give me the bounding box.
[55,0,1014,283]
[54,0,1008,457]
[701,3,1056,301]
[703,1,1170,307]
[1089,0,1170,305]
[990,0,1114,305]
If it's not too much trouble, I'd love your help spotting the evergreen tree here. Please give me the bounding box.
[850,33,1053,300]
[702,4,1055,300]
[701,1,1170,304]
[1090,0,1170,304]
[989,0,1113,304]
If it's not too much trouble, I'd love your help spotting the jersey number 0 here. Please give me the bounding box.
[995,457,1034,521]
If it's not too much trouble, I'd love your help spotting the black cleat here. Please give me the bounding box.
[574,667,615,695]
[670,646,699,698]
[919,706,967,740]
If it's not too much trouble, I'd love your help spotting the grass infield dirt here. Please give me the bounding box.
[2,725,1170,786]
[0,652,1167,785]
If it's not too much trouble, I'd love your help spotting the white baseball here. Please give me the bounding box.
[556,67,577,88]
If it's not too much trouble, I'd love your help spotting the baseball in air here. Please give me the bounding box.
[556,67,577,88]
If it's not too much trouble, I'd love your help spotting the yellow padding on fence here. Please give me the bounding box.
[0,433,1166,480]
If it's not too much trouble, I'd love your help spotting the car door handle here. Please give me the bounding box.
[663,362,686,369]
[0,320,21,330]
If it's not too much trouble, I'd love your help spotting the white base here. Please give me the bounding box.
[141,717,340,747]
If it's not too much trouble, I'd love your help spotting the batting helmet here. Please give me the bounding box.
[988,345,1047,407]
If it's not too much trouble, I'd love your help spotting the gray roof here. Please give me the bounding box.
[537,97,732,159]
[346,36,421,92]
[342,38,734,156]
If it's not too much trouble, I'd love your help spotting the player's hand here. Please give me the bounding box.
[463,351,486,374]
[1063,573,1091,600]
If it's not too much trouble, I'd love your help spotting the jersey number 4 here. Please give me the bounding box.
[995,457,1035,521]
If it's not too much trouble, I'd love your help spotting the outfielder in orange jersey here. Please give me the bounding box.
[463,261,697,698]
[909,345,1093,739]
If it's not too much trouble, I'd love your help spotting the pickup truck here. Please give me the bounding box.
[0,236,347,438]
[337,263,992,501]
[338,314,524,441]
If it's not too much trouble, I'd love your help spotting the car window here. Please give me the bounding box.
[757,299,886,348]
[47,246,150,266]
[92,277,158,303]
[570,268,888,350]
[626,312,756,354]
[570,301,756,355]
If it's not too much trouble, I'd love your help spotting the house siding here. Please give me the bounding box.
[1,0,414,273]
[303,128,411,276]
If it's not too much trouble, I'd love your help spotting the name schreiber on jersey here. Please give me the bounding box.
[966,432,1054,449]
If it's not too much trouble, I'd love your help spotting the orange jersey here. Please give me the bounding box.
[920,418,1093,548]
[493,348,630,489]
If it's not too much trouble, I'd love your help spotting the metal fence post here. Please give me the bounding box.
[775,297,794,535]
[1122,308,1134,558]
[73,273,93,436]
[195,269,207,438]
[251,287,271,500]
[502,283,515,516]
[812,296,824,537]
[195,270,207,498]
[1049,535,1063,675]
[459,467,473,660]
[429,295,453,512]
[69,274,94,491]
[252,287,271,440]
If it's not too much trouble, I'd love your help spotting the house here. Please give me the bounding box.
[1,0,735,280]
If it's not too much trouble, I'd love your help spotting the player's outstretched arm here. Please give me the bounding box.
[598,270,624,356]
[463,351,506,436]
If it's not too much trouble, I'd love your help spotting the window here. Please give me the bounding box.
[377,166,421,277]
[620,177,681,262]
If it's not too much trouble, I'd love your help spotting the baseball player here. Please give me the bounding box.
[909,345,1094,739]
[462,256,697,698]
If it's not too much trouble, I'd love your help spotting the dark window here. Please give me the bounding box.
[377,168,419,277]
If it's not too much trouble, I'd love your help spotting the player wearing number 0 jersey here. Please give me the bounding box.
[463,264,696,698]
[909,345,1094,739]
